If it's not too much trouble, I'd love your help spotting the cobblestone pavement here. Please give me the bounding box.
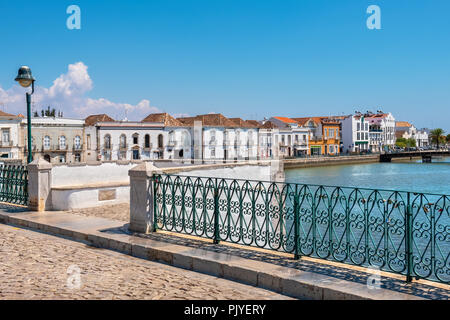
[67,203,129,222]
[0,223,292,300]
[67,204,449,300]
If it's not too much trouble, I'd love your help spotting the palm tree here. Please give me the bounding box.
[430,128,445,149]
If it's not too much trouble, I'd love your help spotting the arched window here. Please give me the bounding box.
[104,135,111,149]
[158,134,163,149]
[120,134,127,148]
[44,136,50,149]
[132,133,139,145]
[145,134,150,148]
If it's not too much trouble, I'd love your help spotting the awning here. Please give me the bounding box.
[355,141,368,145]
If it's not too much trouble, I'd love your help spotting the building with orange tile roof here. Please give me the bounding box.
[292,117,341,156]
[267,117,310,157]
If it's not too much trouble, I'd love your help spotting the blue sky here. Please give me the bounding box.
[0,0,449,131]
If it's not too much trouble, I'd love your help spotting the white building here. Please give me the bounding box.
[0,111,23,160]
[339,114,370,153]
[268,117,310,157]
[395,121,429,147]
[366,112,396,152]
[178,114,259,162]
[90,113,192,162]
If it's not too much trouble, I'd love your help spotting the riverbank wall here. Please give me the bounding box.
[283,155,379,169]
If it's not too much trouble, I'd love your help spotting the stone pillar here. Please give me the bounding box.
[128,162,161,233]
[28,158,52,212]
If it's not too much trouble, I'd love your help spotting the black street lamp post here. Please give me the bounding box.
[15,66,36,164]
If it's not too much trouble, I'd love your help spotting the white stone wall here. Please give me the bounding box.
[51,162,135,188]
[52,186,130,211]
[173,164,276,183]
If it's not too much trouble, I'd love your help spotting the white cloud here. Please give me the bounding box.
[0,62,160,120]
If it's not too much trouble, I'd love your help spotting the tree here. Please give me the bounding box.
[446,134,450,144]
[396,138,407,148]
[406,138,416,148]
[430,128,445,149]
[33,111,39,117]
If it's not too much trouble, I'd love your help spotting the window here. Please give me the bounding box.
[59,155,66,163]
[104,135,111,149]
[2,129,10,143]
[211,147,216,158]
[120,134,127,148]
[248,131,253,147]
[145,134,150,148]
[87,134,91,150]
[132,133,139,145]
[210,130,216,144]
[44,136,50,149]
[59,136,66,149]
[324,128,328,137]
[74,136,81,149]
[158,134,164,148]
[75,154,81,162]
[357,123,360,131]
[329,129,335,138]
[169,131,175,144]
[357,132,361,140]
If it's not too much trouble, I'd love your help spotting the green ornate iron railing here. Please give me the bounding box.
[152,173,449,284]
[0,164,28,205]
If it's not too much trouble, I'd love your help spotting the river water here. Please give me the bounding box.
[285,157,450,195]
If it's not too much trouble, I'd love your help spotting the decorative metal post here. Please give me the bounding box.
[293,184,300,260]
[213,178,220,244]
[15,66,36,164]
[405,192,413,282]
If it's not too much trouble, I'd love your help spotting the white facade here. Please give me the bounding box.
[367,113,396,152]
[340,114,370,153]
[268,117,309,157]
[0,114,23,160]
[95,122,192,162]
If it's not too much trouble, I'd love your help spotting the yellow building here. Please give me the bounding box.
[293,117,341,156]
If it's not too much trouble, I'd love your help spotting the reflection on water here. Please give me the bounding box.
[285,157,450,195]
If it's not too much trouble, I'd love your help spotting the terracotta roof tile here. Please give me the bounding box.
[84,114,115,126]
[142,113,184,126]
[396,121,412,128]
[178,114,237,127]
[0,110,16,117]
[273,116,298,124]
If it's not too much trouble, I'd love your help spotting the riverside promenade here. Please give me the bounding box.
[1,203,448,300]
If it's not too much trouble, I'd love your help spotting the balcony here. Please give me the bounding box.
[168,140,177,147]
[143,143,152,151]
[42,145,69,152]
[73,145,83,151]
[0,141,14,147]
[119,144,127,150]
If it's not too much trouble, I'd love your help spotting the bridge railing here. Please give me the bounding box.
[0,164,28,205]
[151,173,449,284]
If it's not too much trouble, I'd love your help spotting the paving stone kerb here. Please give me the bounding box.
[0,209,428,300]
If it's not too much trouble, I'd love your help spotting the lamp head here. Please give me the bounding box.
[15,66,35,88]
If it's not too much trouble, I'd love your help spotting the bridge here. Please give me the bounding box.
[380,150,450,163]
